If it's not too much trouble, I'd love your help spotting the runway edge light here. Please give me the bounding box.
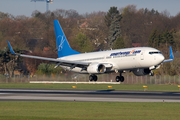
[178,85,180,90]
[108,86,112,89]
[143,85,148,91]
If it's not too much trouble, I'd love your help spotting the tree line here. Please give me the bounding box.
[0,5,180,77]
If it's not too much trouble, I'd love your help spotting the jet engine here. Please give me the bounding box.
[133,68,151,76]
[87,63,106,74]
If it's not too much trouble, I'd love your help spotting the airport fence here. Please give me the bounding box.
[0,73,180,85]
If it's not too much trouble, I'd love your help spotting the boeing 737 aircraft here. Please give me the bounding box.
[7,20,174,82]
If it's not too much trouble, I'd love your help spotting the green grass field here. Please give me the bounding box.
[0,83,180,91]
[0,102,180,120]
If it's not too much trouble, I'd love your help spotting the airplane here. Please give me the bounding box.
[7,20,174,82]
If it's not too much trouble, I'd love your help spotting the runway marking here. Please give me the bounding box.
[0,96,180,102]
[0,89,180,102]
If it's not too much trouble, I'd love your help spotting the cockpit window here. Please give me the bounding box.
[149,51,161,54]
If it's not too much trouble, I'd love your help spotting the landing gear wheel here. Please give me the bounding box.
[116,76,124,82]
[116,71,125,82]
[89,75,98,81]
[93,75,97,81]
[116,76,120,82]
[120,76,124,82]
[89,75,94,81]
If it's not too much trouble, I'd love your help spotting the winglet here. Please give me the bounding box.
[7,41,16,55]
[169,46,174,59]
[162,46,174,63]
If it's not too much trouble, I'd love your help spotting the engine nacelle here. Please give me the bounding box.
[87,63,106,74]
[133,68,151,76]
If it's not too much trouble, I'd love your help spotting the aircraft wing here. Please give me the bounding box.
[7,41,89,68]
[162,46,174,63]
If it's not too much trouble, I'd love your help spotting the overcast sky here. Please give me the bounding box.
[0,0,180,17]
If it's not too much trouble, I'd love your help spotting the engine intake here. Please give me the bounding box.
[87,63,106,73]
[133,68,151,76]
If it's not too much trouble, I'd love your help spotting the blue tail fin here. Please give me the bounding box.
[54,20,80,58]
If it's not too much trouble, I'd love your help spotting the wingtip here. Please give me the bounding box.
[169,46,174,59]
[7,41,16,55]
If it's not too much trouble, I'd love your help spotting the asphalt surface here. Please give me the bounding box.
[0,89,180,102]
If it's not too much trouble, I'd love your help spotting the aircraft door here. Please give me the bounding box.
[140,51,144,60]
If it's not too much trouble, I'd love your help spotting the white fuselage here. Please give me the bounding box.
[58,47,165,74]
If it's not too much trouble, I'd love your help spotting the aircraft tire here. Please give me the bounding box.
[120,76,124,82]
[116,76,120,82]
[89,75,98,81]
[89,75,94,81]
[93,75,97,81]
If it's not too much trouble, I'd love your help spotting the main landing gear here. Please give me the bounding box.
[116,72,124,82]
[89,74,97,81]
[89,72,125,82]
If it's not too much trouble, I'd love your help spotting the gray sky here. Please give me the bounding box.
[0,0,180,17]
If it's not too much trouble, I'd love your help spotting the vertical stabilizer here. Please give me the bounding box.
[54,20,80,58]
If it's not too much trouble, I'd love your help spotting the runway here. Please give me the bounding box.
[0,89,180,102]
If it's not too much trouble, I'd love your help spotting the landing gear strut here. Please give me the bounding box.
[89,74,97,81]
[116,72,124,82]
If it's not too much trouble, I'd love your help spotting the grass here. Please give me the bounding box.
[0,102,180,120]
[0,83,180,91]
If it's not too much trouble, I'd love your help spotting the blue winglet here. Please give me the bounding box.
[7,41,16,55]
[169,46,174,59]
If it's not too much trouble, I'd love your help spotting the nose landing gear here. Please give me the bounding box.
[149,71,154,76]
